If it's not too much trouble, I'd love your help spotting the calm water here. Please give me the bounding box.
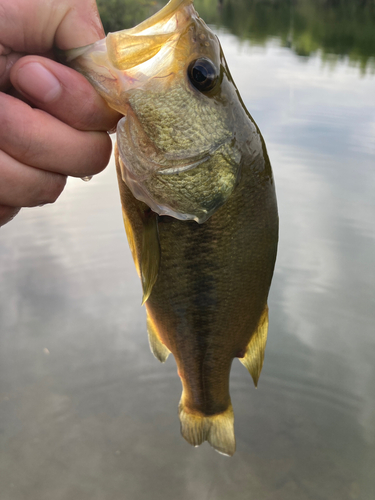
[1,1,375,499]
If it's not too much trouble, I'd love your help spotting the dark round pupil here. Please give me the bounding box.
[193,65,209,83]
[188,58,217,92]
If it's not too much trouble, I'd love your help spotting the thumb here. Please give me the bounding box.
[0,0,104,53]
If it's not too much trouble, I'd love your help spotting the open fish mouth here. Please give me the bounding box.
[105,0,194,69]
[62,0,196,104]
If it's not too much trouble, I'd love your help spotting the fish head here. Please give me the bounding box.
[65,0,251,223]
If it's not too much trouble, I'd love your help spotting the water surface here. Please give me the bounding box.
[1,1,374,499]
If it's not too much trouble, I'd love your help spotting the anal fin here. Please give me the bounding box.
[239,305,269,387]
[147,314,170,363]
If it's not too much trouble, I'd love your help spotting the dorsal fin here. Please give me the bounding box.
[238,305,269,387]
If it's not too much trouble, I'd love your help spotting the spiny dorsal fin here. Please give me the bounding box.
[147,313,170,363]
[239,305,269,387]
[140,211,160,305]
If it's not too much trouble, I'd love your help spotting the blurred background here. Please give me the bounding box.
[1,0,374,499]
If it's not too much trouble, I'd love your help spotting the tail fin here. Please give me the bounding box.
[178,400,235,456]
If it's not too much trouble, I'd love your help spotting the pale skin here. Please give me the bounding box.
[0,0,121,226]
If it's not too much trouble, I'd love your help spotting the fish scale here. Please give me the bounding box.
[129,85,229,153]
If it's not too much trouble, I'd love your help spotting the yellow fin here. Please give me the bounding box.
[122,206,140,275]
[140,211,160,305]
[239,305,269,388]
[115,147,160,305]
[147,314,170,363]
[178,399,235,456]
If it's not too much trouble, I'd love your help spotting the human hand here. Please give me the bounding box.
[0,0,120,226]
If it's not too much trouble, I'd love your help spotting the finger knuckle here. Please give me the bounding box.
[90,133,112,174]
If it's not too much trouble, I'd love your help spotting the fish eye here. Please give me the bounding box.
[188,58,218,92]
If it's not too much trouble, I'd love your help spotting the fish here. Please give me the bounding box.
[63,0,278,456]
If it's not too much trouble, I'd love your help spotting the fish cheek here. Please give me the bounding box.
[120,84,240,222]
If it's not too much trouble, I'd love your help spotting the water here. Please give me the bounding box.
[1,1,375,499]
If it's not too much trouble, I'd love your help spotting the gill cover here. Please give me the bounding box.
[64,0,242,223]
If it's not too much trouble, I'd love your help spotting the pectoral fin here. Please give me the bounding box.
[239,305,269,387]
[122,207,140,275]
[115,147,161,305]
[140,210,160,305]
[147,314,170,363]
[121,205,160,304]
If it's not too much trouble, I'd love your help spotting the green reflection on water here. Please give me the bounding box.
[96,0,159,32]
[97,0,375,73]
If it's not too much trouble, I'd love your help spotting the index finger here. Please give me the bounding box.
[10,56,121,132]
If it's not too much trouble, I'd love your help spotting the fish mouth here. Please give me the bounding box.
[62,0,197,113]
[102,0,195,72]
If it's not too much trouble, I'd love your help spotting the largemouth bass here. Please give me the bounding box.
[64,0,278,456]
